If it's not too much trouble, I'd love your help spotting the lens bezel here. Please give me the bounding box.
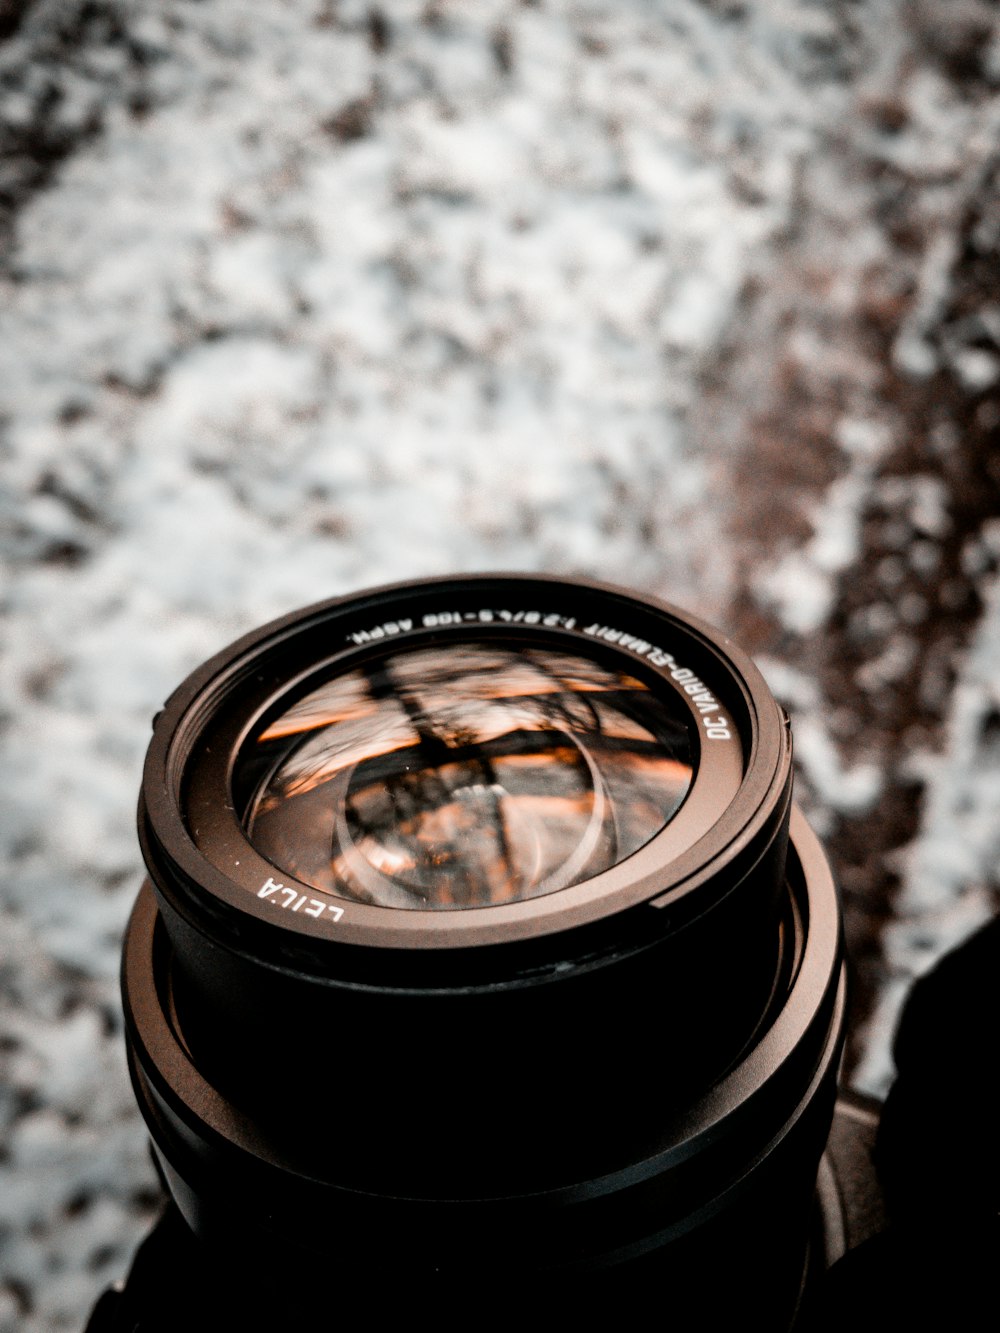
[140,574,790,960]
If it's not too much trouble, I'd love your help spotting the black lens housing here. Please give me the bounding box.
[125,575,846,1324]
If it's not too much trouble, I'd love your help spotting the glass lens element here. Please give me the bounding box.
[242,642,694,910]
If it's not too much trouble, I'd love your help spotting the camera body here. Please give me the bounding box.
[83,575,996,1330]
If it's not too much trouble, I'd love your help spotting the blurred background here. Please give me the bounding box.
[2,1,1000,1327]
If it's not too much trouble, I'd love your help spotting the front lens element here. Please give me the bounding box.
[242,642,694,910]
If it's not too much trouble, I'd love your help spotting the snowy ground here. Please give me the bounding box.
[3,2,1000,1327]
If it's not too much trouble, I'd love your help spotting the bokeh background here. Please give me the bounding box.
[3,1,1000,1327]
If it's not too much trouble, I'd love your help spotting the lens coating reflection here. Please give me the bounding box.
[241,642,694,910]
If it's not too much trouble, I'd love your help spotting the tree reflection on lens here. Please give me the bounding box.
[243,642,695,909]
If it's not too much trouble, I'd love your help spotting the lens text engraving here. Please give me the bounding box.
[258,876,344,922]
[584,623,733,740]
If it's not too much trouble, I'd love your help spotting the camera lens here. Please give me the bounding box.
[124,575,845,1325]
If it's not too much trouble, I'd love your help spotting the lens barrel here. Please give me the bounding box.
[125,575,846,1325]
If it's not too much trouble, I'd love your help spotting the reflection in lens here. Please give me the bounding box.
[242,642,694,909]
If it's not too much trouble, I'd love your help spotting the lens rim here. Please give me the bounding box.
[140,574,791,961]
[185,625,739,941]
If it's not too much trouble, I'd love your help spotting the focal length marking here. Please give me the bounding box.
[258,876,344,922]
[346,609,577,645]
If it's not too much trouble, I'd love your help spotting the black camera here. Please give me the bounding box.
[85,575,996,1330]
